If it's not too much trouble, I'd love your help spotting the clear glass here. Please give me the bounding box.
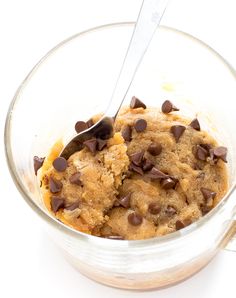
[5,23,236,290]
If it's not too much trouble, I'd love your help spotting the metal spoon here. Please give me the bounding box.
[61,0,170,159]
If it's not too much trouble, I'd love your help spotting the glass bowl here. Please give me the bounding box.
[5,22,236,290]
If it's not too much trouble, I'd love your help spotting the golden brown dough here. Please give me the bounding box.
[40,105,228,240]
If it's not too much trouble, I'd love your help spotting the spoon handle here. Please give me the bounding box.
[105,0,170,118]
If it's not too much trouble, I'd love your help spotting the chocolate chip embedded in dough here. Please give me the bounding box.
[52,157,68,172]
[130,96,146,109]
[189,118,200,131]
[146,167,168,179]
[97,138,107,151]
[200,144,213,152]
[200,204,212,215]
[134,119,147,133]
[148,202,161,215]
[170,125,186,142]
[83,138,97,154]
[213,146,227,162]
[121,125,132,142]
[129,163,144,175]
[69,172,83,186]
[128,212,143,226]
[33,156,45,175]
[147,142,162,156]
[75,121,88,133]
[171,176,179,186]
[51,196,65,213]
[209,148,216,162]
[65,202,80,211]
[175,220,185,230]
[195,145,208,161]
[200,187,216,201]
[130,151,144,166]
[161,177,176,189]
[165,205,177,216]
[118,193,131,208]
[49,177,63,193]
[142,158,154,171]
[161,100,179,114]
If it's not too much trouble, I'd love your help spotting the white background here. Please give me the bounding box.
[1,1,236,297]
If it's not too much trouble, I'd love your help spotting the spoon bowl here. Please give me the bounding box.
[60,116,114,159]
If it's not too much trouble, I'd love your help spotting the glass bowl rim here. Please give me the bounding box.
[4,21,236,249]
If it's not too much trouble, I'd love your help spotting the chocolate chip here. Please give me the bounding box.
[106,235,124,240]
[200,187,216,202]
[171,176,179,185]
[161,177,176,189]
[175,220,185,230]
[130,151,144,166]
[146,167,168,179]
[213,146,227,162]
[121,125,132,142]
[51,196,64,213]
[83,138,97,154]
[86,118,94,128]
[49,177,63,193]
[170,125,186,142]
[97,139,107,151]
[52,157,68,172]
[161,100,179,114]
[134,119,147,133]
[201,204,212,215]
[147,142,162,156]
[75,121,88,133]
[118,193,131,208]
[129,163,144,175]
[65,202,80,211]
[128,212,143,226]
[189,118,200,131]
[142,158,154,171]
[195,145,208,161]
[33,156,45,175]
[165,205,177,216]
[200,144,213,152]
[130,96,146,109]
[148,202,161,215]
[69,172,82,186]
[208,148,216,162]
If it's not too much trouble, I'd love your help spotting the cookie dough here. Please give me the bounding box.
[36,98,228,240]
